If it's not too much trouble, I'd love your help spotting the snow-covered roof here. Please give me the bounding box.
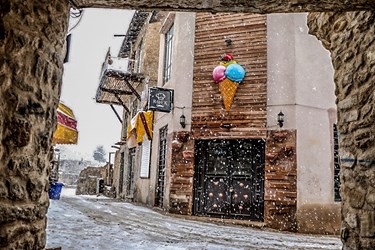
[95,68,145,106]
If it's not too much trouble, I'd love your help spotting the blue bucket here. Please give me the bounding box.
[48,182,64,200]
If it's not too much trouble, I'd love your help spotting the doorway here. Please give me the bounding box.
[194,139,265,221]
[119,152,125,194]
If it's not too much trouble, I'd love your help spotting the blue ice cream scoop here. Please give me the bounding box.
[225,63,246,83]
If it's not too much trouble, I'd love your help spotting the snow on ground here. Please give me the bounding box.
[46,188,342,250]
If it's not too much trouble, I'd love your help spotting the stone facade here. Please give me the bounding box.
[113,11,163,201]
[0,1,69,249]
[308,11,375,250]
[76,166,106,195]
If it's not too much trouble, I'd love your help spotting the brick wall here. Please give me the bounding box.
[265,130,297,231]
[168,132,194,215]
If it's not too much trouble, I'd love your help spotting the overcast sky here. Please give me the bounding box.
[58,8,134,161]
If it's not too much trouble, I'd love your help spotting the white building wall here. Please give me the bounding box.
[267,13,337,207]
[150,12,196,208]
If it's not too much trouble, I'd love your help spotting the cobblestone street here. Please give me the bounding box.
[46,188,342,249]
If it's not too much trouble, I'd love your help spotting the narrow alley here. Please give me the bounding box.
[46,188,342,250]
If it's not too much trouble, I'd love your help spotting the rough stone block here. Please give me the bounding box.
[7,177,27,201]
[360,211,375,237]
[349,187,366,209]
[345,212,358,229]
[343,110,359,122]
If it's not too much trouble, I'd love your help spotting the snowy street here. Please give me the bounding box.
[46,188,342,250]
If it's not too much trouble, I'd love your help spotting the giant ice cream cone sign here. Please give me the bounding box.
[212,53,246,112]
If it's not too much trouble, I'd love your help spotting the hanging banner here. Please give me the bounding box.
[127,111,154,144]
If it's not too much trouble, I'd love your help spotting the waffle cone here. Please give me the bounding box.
[219,78,239,112]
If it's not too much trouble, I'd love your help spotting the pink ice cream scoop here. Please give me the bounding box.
[212,65,226,83]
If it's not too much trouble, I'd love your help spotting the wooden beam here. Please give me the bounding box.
[110,104,123,124]
[124,79,141,101]
[100,87,133,96]
[114,94,131,114]
[96,99,121,106]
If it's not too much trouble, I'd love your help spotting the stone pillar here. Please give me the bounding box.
[308,11,375,250]
[0,1,69,248]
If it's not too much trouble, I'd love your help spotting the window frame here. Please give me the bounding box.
[135,39,143,73]
[155,125,168,207]
[163,24,174,84]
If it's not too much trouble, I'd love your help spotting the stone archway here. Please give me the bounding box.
[309,12,375,249]
[0,1,374,249]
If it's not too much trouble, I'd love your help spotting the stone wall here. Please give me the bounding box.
[308,11,375,250]
[0,1,69,249]
[76,167,106,195]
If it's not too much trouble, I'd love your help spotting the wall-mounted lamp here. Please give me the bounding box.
[225,38,232,46]
[180,114,186,128]
[278,111,285,128]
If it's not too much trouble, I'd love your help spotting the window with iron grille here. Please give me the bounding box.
[334,124,341,202]
[163,25,174,84]
[127,148,136,197]
[155,125,167,207]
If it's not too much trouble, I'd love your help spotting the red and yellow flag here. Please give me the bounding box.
[52,103,78,144]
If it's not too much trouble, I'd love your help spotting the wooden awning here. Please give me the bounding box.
[52,103,78,145]
[95,68,145,112]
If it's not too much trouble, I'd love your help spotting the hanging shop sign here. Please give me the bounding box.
[148,87,174,113]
